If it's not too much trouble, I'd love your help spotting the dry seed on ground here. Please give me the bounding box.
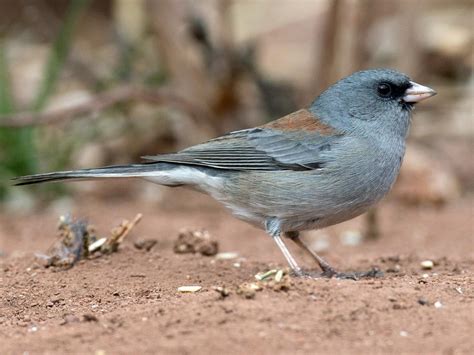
[255,269,278,281]
[177,285,202,293]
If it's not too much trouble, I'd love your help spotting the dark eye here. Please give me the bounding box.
[377,82,392,98]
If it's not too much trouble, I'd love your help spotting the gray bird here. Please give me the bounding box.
[14,69,436,278]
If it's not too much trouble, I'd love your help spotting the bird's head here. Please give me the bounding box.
[311,68,436,138]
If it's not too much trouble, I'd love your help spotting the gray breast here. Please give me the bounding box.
[217,136,405,232]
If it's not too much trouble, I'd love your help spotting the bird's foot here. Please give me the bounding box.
[291,267,383,280]
[331,267,384,280]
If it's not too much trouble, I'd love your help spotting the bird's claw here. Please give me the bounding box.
[291,267,383,280]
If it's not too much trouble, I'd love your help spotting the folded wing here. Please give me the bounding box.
[143,109,343,171]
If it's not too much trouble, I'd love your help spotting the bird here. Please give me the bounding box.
[14,68,436,278]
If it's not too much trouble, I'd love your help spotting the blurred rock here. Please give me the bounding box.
[422,11,473,79]
[47,197,75,216]
[7,41,49,107]
[340,230,363,246]
[304,231,330,253]
[133,238,158,252]
[173,228,218,256]
[393,144,461,206]
[74,142,107,169]
[3,189,36,215]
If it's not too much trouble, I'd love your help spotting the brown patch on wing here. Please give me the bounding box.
[261,109,337,135]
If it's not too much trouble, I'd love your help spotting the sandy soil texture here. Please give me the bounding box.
[0,188,472,354]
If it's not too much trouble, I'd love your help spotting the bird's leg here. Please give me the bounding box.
[265,219,303,276]
[284,231,337,277]
[285,231,383,279]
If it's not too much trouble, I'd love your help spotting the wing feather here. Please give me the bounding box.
[143,110,343,171]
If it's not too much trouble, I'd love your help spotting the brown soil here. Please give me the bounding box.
[0,187,473,355]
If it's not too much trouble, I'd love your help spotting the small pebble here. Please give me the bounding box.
[340,230,363,246]
[215,252,239,260]
[418,298,429,306]
[420,260,434,270]
[83,314,98,322]
[248,283,262,291]
[309,234,330,252]
[213,286,230,298]
[237,282,261,299]
[133,239,158,251]
[177,285,202,293]
[61,314,80,325]
[434,301,443,309]
[400,330,408,337]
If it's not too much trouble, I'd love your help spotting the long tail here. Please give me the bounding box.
[13,163,163,186]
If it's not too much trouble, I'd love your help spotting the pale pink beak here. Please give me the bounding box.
[403,81,437,103]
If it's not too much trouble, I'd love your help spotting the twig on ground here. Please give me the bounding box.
[101,213,143,254]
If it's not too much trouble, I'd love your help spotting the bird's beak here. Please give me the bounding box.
[403,81,437,103]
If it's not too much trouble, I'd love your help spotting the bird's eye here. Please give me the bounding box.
[377,83,392,98]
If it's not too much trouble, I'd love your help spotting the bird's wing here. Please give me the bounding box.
[143,109,344,171]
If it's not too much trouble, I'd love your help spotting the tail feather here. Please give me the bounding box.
[13,163,161,186]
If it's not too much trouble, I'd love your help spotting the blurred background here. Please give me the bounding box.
[0,0,472,215]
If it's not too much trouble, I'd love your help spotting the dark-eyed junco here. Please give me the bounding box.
[15,69,436,278]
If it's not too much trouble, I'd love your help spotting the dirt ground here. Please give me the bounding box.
[0,185,473,355]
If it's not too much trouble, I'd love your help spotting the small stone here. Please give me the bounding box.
[386,264,401,273]
[420,260,434,270]
[400,330,408,337]
[237,282,262,299]
[61,314,80,325]
[248,283,262,291]
[308,233,330,252]
[270,276,292,292]
[83,314,98,322]
[215,252,239,260]
[213,286,230,298]
[133,239,158,251]
[434,301,443,309]
[340,230,363,246]
[174,229,218,256]
[418,298,429,306]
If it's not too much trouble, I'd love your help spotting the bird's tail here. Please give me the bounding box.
[13,163,163,186]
